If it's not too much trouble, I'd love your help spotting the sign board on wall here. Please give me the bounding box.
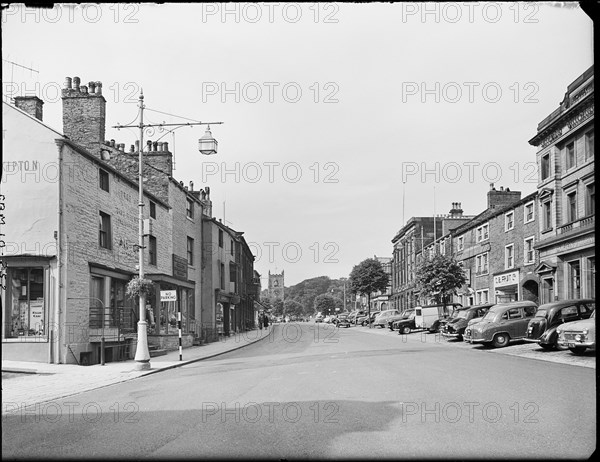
[172,254,188,281]
[160,290,177,302]
[493,270,519,288]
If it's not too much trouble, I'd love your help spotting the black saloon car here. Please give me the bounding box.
[525,299,595,349]
[442,304,494,341]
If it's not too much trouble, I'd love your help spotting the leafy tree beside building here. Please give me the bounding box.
[415,254,466,306]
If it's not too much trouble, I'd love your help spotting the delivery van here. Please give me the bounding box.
[415,303,462,332]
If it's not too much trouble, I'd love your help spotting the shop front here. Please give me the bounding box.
[2,257,56,363]
[493,270,519,303]
[146,274,196,350]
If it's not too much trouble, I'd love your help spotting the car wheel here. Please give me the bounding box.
[540,343,556,350]
[401,326,411,335]
[492,333,510,348]
[569,346,587,355]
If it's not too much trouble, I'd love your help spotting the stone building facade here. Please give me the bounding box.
[1,76,258,364]
[390,204,474,311]
[529,65,595,303]
[449,188,539,306]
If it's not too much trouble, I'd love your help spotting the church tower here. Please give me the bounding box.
[268,270,285,301]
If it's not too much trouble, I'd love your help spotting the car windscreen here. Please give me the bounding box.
[533,309,547,318]
[455,311,470,319]
[481,311,496,321]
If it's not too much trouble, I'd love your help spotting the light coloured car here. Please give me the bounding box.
[464,301,538,348]
[372,309,400,328]
[557,310,596,355]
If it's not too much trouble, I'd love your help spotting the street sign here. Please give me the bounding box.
[160,290,177,302]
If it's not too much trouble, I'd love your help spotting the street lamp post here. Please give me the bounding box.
[113,91,222,371]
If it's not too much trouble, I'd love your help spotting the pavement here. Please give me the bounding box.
[2,325,274,413]
[351,324,596,369]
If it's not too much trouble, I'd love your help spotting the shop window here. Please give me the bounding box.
[524,201,535,223]
[99,211,112,249]
[110,278,134,330]
[585,183,595,217]
[584,130,594,160]
[149,235,157,266]
[99,168,109,192]
[149,201,156,219]
[524,237,535,264]
[187,237,194,266]
[568,260,581,299]
[89,275,105,328]
[6,267,45,338]
[565,142,575,170]
[586,258,595,299]
[541,154,550,180]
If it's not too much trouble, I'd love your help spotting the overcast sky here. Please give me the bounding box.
[2,2,593,286]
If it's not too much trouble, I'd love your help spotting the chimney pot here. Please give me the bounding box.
[163,142,169,151]
[153,141,158,151]
[64,77,72,89]
[190,181,194,190]
[110,139,115,147]
[130,145,135,153]
[157,142,163,151]
[80,85,88,94]
[73,77,80,91]
[88,82,96,94]
[95,81,102,96]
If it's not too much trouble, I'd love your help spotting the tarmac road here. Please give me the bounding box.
[2,322,595,459]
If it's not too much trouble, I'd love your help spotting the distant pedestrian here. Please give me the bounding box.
[258,313,263,330]
[263,315,269,328]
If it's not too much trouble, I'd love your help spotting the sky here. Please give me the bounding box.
[2,2,593,287]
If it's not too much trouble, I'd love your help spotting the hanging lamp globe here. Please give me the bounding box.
[198,125,218,155]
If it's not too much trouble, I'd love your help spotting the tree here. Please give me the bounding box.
[349,258,390,327]
[284,299,305,318]
[272,298,285,317]
[415,254,466,306]
[314,294,337,316]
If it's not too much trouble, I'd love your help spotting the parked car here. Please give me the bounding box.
[393,309,417,334]
[388,310,411,331]
[464,301,538,347]
[525,299,595,350]
[442,304,493,341]
[557,309,596,355]
[349,310,366,325]
[373,310,400,328]
[357,311,380,326]
[314,313,324,323]
[415,303,462,333]
[333,313,351,328]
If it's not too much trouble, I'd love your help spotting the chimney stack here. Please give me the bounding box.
[14,96,44,121]
[62,75,106,158]
[487,187,521,209]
